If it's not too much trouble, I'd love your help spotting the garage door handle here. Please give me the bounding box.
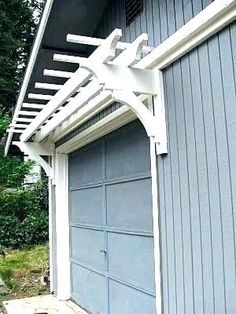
[100,249,107,254]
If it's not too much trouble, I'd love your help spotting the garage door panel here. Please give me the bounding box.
[70,187,104,225]
[71,263,107,314]
[105,124,150,179]
[106,178,153,232]
[69,121,155,313]
[71,227,106,270]
[69,141,103,188]
[108,233,155,292]
[109,280,156,314]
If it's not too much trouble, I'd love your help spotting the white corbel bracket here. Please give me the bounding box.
[12,141,54,178]
[112,91,168,155]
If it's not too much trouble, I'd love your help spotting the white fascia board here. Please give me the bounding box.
[136,0,236,70]
[4,0,54,155]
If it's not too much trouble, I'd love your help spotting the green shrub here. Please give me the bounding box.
[0,180,48,249]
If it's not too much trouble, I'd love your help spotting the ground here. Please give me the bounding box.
[0,244,49,313]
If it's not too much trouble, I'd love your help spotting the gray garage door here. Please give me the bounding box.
[68,121,156,314]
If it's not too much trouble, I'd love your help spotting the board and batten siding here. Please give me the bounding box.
[159,22,236,314]
[95,0,213,45]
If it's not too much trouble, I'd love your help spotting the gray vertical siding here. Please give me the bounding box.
[159,22,236,314]
[95,0,213,45]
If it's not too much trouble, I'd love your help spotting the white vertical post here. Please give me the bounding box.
[48,177,54,292]
[150,136,162,313]
[154,70,168,155]
[55,153,70,300]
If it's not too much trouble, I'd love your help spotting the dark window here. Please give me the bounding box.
[126,0,143,26]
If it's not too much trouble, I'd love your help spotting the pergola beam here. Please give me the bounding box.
[67,34,153,54]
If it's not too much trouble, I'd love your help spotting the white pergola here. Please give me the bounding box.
[8,28,169,177]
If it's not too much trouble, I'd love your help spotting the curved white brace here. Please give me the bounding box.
[112,90,168,155]
[12,141,53,178]
[112,90,158,138]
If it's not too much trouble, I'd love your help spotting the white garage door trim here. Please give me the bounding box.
[54,119,162,313]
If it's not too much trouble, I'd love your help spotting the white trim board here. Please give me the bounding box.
[54,153,70,300]
[55,106,136,154]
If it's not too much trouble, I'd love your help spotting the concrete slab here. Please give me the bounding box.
[3,295,88,314]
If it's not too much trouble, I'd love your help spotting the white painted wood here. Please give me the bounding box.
[56,106,134,154]
[112,33,148,66]
[15,117,33,123]
[4,0,54,156]
[12,141,53,177]
[50,91,113,142]
[53,54,86,64]
[28,93,53,101]
[154,70,168,154]
[149,136,162,314]
[81,62,158,94]
[35,82,63,90]
[22,103,45,109]
[12,141,53,156]
[136,0,236,69]
[19,111,38,116]
[48,177,54,292]
[67,34,153,54]
[35,81,103,142]
[21,29,122,142]
[7,129,24,134]
[112,90,158,138]
[54,153,70,300]
[56,33,149,66]
[9,123,28,128]
[43,69,74,78]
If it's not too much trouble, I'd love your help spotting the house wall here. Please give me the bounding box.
[95,1,236,314]
[95,0,213,45]
[159,23,236,314]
